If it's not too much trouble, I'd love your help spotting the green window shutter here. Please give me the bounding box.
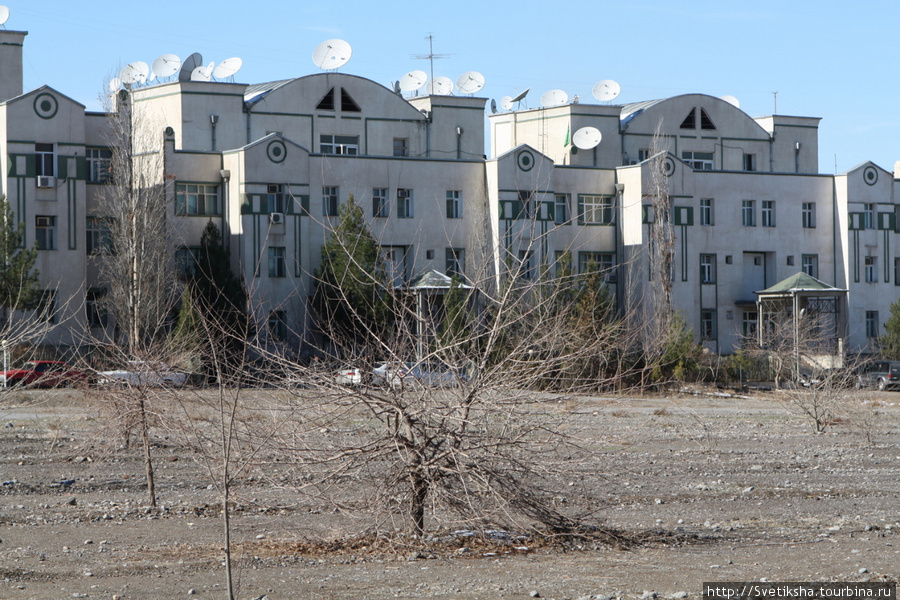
[878,212,895,230]
[24,154,35,177]
[848,212,864,230]
[75,156,87,180]
[674,206,693,226]
[300,195,310,216]
[56,155,67,180]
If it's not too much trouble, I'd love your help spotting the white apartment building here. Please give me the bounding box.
[0,25,897,356]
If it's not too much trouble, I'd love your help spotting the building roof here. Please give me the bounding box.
[244,79,294,106]
[619,98,665,127]
[757,272,846,295]
[402,270,470,290]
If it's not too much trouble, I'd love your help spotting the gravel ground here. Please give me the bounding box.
[0,387,898,600]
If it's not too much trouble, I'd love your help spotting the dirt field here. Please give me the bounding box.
[0,387,898,600]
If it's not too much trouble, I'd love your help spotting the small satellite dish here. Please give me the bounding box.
[399,70,427,92]
[214,57,243,80]
[540,89,568,107]
[490,99,498,114]
[392,81,401,94]
[592,80,621,102]
[191,63,214,82]
[152,54,181,80]
[500,96,513,111]
[511,88,530,104]
[573,126,602,150]
[427,76,453,96]
[120,62,149,86]
[312,39,352,70]
[179,52,203,82]
[108,77,122,93]
[456,71,485,95]
[721,94,740,108]
[0,6,10,26]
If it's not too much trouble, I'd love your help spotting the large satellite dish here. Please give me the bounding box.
[720,94,740,108]
[108,77,122,93]
[0,6,10,26]
[179,53,203,82]
[500,96,513,111]
[511,88,530,104]
[151,54,181,80]
[120,62,149,86]
[214,57,243,80]
[573,126,602,150]
[540,89,568,107]
[592,79,621,102]
[456,71,485,95]
[312,39,352,70]
[399,70,427,92]
[427,76,453,96]
[191,62,214,82]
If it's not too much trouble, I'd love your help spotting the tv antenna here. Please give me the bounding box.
[411,34,452,90]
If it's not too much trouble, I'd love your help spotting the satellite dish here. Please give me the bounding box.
[179,52,203,82]
[573,126,602,150]
[721,94,740,108]
[214,57,243,80]
[427,76,453,95]
[456,71,485,95]
[0,6,9,26]
[540,89,568,107]
[392,81,401,94]
[108,77,122,93]
[312,39,352,70]
[399,70,427,92]
[500,96,513,111]
[490,99,498,114]
[152,54,181,79]
[511,87,530,104]
[120,62,149,86]
[191,62,214,82]
[592,79,621,102]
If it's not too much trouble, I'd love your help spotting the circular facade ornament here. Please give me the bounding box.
[267,140,287,163]
[664,157,676,177]
[33,93,58,119]
[863,165,878,186]
[516,149,534,172]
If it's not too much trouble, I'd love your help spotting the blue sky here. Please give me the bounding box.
[9,1,900,174]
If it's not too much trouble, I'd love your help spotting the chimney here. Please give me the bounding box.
[0,30,26,103]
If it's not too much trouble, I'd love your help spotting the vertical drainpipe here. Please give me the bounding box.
[456,126,463,160]
[210,115,219,152]
[769,131,775,172]
[615,182,625,312]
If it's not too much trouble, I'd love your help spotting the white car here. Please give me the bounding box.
[98,361,189,388]
[372,362,468,388]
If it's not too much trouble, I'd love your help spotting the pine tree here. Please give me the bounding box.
[879,299,900,359]
[0,195,41,329]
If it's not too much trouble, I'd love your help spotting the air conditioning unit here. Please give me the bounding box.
[269,212,285,224]
[605,273,618,284]
[36,176,55,188]
[397,189,410,199]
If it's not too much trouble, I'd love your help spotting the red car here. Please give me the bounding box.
[0,361,88,388]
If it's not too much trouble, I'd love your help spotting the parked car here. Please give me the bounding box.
[0,361,89,388]
[334,366,365,386]
[372,361,468,388]
[97,361,189,388]
[857,360,900,391]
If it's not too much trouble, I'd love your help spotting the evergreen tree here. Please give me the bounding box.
[0,196,41,328]
[879,298,900,359]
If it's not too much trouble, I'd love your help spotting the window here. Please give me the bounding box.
[340,89,361,112]
[554,193,570,225]
[699,108,716,130]
[86,147,111,183]
[895,258,900,286]
[700,198,714,226]
[517,190,534,220]
[802,202,816,228]
[866,311,879,339]
[320,134,359,156]
[373,188,388,218]
[742,311,758,338]
[680,109,696,129]
[865,256,877,283]
[637,149,650,162]
[446,248,464,278]
[316,88,335,110]
[397,189,413,219]
[446,190,462,219]
[35,216,56,250]
[787,256,795,266]
[86,288,108,328]
[742,200,756,227]
[578,195,613,225]
[265,184,285,214]
[682,151,713,170]
[761,200,775,227]
[743,154,756,172]
[323,186,339,217]
[176,183,220,216]
[86,217,112,255]
[518,250,534,280]
[578,252,615,279]
[268,310,287,340]
[700,254,716,284]
[37,290,57,323]
[802,255,818,278]
[393,138,408,157]
[35,143,54,176]
[175,246,200,280]
[700,310,716,340]
[268,247,286,278]
[863,203,875,229]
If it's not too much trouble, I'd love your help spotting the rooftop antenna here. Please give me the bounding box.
[312,39,352,70]
[0,6,10,28]
[773,91,778,114]
[411,34,452,89]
